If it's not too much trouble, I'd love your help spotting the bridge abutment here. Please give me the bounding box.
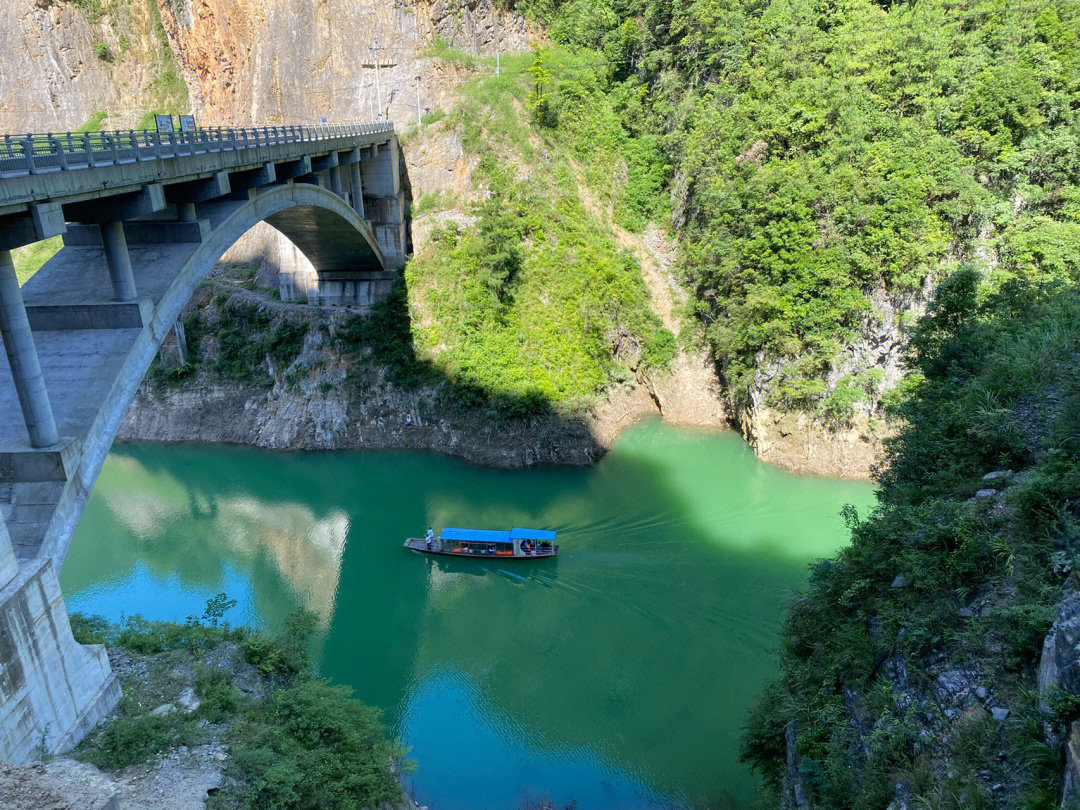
[0,513,120,763]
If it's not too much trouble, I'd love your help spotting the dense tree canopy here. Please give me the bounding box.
[522,0,1080,412]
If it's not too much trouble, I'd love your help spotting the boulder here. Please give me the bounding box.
[982,470,1013,483]
[177,686,201,714]
[990,706,1010,722]
[891,574,908,589]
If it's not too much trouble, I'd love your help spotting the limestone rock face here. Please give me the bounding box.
[3,0,538,133]
[158,0,537,127]
[0,0,162,131]
[1037,586,1080,807]
[738,285,929,479]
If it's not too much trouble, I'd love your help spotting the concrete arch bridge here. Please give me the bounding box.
[0,122,409,761]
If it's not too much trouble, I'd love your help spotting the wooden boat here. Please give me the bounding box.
[404,527,558,559]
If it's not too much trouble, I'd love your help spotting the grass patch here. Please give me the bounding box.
[11,237,62,286]
[424,35,479,69]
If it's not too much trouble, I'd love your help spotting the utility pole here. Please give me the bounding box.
[415,75,422,127]
[372,40,384,121]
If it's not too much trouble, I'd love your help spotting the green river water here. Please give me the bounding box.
[60,419,875,809]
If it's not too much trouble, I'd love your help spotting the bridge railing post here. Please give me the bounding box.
[22,136,35,175]
[51,136,66,170]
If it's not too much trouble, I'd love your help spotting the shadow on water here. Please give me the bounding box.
[61,424,876,810]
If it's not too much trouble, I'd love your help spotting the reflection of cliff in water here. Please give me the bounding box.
[62,425,875,810]
[62,447,347,628]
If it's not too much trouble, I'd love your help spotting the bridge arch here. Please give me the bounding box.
[33,182,394,569]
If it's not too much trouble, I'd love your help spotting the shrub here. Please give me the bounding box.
[229,681,403,810]
[83,712,173,770]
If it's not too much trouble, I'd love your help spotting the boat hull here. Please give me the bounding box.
[403,538,557,559]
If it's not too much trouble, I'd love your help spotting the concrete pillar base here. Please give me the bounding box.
[0,555,120,763]
[177,203,197,223]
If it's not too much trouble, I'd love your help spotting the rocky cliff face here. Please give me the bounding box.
[737,287,928,479]
[4,0,536,133]
[1,0,172,132]
[158,0,536,126]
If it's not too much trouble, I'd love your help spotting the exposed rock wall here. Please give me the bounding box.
[118,377,605,467]
[157,0,538,127]
[0,0,167,132]
[736,286,928,479]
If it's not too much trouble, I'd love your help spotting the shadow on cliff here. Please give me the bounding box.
[332,272,605,466]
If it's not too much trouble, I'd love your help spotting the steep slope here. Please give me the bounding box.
[521,0,1080,476]
[743,274,1080,808]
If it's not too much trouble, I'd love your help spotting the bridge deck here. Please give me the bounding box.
[0,240,197,558]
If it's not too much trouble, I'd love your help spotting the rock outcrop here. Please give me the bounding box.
[737,286,928,479]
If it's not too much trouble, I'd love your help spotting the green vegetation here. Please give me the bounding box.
[78,110,109,133]
[139,0,190,129]
[407,46,674,411]
[424,35,479,69]
[741,274,1080,806]
[93,40,113,62]
[11,236,62,286]
[518,0,1080,416]
[150,288,308,388]
[71,602,404,810]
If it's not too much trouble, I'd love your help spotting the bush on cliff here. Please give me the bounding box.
[407,50,675,411]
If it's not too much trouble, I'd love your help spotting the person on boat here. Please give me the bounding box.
[425,527,434,549]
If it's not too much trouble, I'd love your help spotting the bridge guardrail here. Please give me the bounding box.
[0,122,395,179]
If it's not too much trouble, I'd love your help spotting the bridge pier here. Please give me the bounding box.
[177,202,198,223]
[0,250,59,449]
[0,511,120,763]
[100,222,137,302]
[349,162,365,217]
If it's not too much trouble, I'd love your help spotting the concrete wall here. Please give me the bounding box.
[0,554,119,763]
[0,514,16,588]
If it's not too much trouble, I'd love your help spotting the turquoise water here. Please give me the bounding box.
[60,419,876,809]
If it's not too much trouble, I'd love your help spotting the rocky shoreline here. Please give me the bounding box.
[117,363,883,479]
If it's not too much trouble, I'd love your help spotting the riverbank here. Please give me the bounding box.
[0,610,413,810]
[119,260,885,478]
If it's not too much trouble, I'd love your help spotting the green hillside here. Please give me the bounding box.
[520,0,1080,419]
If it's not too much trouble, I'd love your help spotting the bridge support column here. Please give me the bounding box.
[349,163,364,216]
[177,203,198,223]
[329,166,344,197]
[0,251,59,448]
[100,222,137,301]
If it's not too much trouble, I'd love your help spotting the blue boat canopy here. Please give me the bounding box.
[441,528,512,543]
[510,528,557,541]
